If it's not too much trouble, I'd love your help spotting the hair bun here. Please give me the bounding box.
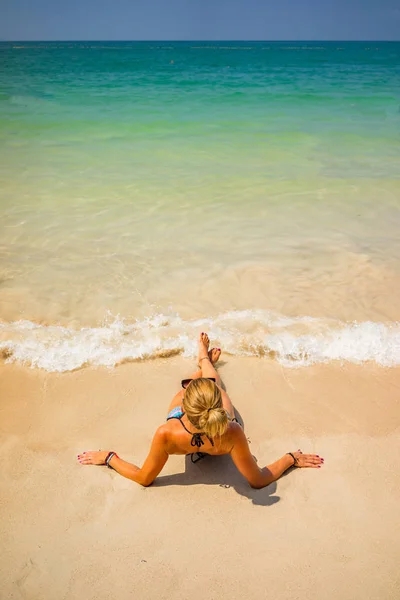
[183,378,228,438]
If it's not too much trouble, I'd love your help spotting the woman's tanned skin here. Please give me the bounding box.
[78,333,324,488]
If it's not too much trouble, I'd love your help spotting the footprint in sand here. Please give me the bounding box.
[15,556,69,600]
[15,558,44,599]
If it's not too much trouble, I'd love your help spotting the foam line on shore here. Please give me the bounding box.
[1,310,399,372]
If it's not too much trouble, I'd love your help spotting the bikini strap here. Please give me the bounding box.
[174,412,192,434]
[191,433,205,448]
[173,412,214,448]
[191,452,206,463]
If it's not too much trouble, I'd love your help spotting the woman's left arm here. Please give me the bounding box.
[78,426,169,487]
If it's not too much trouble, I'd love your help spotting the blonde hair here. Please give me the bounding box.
[182,378,229,439]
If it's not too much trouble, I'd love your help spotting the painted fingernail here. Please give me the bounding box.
[318,465,321,468]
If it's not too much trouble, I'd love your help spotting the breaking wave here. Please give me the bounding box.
[1,310,399,372]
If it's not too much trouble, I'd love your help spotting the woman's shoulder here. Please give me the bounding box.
[227,420,243,434]
[219,420,244,450]
[153,424,171,441]
[160,419,186,445]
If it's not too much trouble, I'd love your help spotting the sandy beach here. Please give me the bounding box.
[1,40,400,600]
[1,357,399,600]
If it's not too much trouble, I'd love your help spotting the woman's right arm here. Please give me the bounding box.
[229,425,323,489]
[78,426,169,487]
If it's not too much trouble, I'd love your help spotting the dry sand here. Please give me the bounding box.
[1,357,399,600]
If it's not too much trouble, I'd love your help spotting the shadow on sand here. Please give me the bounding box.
[153,453,280,507]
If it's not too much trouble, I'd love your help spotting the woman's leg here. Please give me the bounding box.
[166,346,222,414]
[198,333,235,418]
[187,349,222,384]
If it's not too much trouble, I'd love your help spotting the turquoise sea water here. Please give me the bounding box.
[1,42,400,370]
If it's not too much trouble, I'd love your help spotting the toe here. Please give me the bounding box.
[210,349,221,364]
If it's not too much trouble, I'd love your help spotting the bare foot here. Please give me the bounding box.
[197,332,210,364]
[208,347,221,365]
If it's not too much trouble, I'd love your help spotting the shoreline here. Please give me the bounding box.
[1,358,399,599]
[2,309,400,372]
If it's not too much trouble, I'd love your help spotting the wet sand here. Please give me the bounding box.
[1,358,399,599]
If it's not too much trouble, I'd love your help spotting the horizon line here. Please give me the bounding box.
[1,39,399,43]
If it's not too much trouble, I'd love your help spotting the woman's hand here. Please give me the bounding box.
[77,450,109,465]
[290,449,324,468]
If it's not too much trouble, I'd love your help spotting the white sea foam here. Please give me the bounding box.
[0,310,399,372]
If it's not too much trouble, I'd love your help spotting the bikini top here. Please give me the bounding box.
[169,411,214,448]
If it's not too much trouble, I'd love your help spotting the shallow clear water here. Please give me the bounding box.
[1,41,400,369]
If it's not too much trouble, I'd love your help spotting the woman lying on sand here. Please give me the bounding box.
[78,333,324,488]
